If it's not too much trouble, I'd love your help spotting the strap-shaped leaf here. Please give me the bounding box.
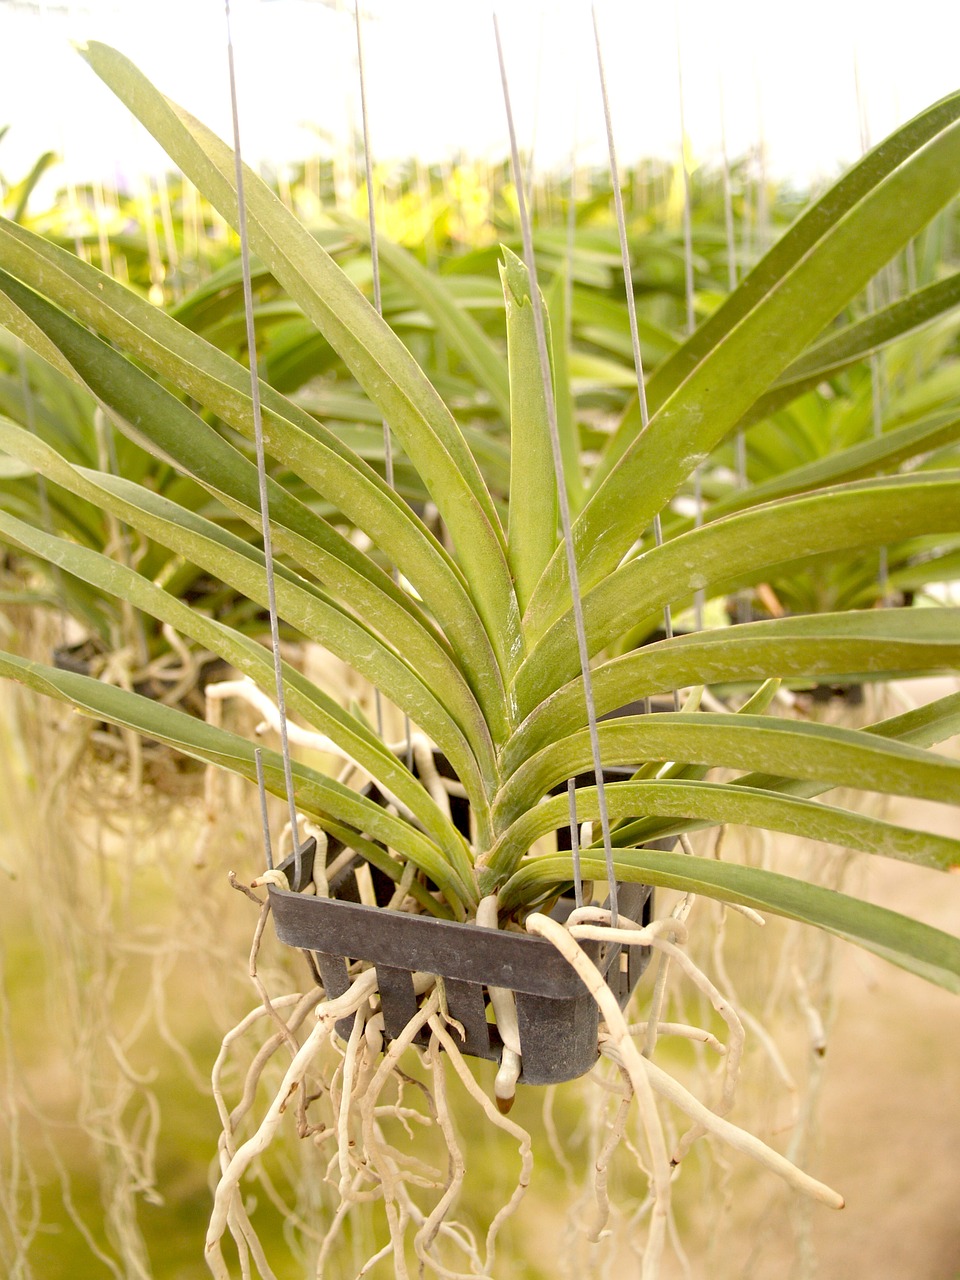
[0,402,499,790]
[505,609,960,770]
[0,241,510,738]
[0,503,473,867]
[525,91,960,635]
[703,408,960,523]
[740,269,960,428]
[609,689,960,851]
[646,93,960,423]
[0,416,495,814]
[497,849,960,992]
[598,273,960,477]
[493,713,960,828]
[77,41,522,677]
[545,271,585,513]
[501,247,558,614]
[0,648,474,910]
[515,473,960,715]
[482,778,960,885]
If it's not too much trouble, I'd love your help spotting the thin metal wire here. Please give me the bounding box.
[255,748,275,872]
[224,0,301,884]
[354,0,414,769]
[592,7,680,709]
[354,0,387,741]
[354,4,387,475]
[675,9,703,631]
[494,14,619,925]
[564,131,582,894]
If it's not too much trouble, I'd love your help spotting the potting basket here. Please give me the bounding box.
[267,821,663,1086]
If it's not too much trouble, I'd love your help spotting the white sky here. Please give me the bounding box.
[0,0,958,201]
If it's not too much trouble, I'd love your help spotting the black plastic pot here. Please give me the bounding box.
[268,833,658,1085]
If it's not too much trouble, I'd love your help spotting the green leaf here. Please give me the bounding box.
[742,269,960,428]
[545,270,585,513]
[334,211,511,422]
[646,92,960,426]
[0,233,511,740]
[506,609,960,771]
[0,416,494,821]
[528,90,960,634]
[483,778,960,884]
[0,647,474,909]
[0,502,472,867]
[515,473,960,715]
[611,687,960,850]
[500,246,558,614]
[708,408,960,521]
[493,713,960,829]
[76,41,522,678]
[498,849,960,992]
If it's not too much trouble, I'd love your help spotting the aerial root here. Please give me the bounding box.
[414,1033,466,1265]
[204,861,840,1279]
[475,895,522,1112]
[525,913,672,1280]
[427,1013,533,1275]
[205,968,378,1279]
[587,1064,633,1243]
[528,911,844,1226]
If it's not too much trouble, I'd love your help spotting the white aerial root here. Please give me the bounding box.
[357,991,443,1280]
[587,1066,634,1243]
[609,1048,843,1209]
[475,895,522,1112]
[205,968,379,1279]
[427,1013,533,1274]
[414,1035,466,1268]
[626,1021,727,1054]
[641,892,698,1060]
[568,926,745,1163]
[526,913,673,1280]
[527,912,845,1229]
[210,914,522,1280]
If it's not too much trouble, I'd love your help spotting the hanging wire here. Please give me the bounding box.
[254,748,274,872]
[720,77,752,626]
[565,113,582,905]
[354,0,414,769]
[224,0,302,885]
[494,13,619,925]
[674,4,704,632]
[592,6,680,711]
